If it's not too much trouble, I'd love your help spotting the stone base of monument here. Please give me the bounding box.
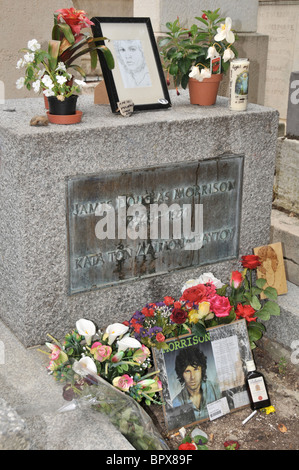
[0,92,280,347]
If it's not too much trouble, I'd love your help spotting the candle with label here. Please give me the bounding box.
[229,59,250,111]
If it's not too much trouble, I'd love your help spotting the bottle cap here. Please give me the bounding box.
[246,360,256,372]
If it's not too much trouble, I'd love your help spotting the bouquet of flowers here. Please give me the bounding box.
[128,255,280,350]
[42,319,166,450]
[43,319,162,406]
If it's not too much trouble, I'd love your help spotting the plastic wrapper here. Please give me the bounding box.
[59,365,169,451]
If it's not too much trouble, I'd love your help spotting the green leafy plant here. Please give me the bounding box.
[159,9,238,91]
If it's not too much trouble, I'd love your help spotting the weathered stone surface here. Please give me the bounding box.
[0,92,278,346]
[274,138,299,215]
[271,209,299,287]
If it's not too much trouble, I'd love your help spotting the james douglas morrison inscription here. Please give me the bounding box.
[66,156,244,294]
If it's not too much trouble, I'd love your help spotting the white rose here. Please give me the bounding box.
[196,272,224,288]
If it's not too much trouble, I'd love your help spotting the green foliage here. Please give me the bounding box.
[159,9,238,88]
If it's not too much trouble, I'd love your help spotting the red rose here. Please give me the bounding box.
[180,285,207,304]
[156,332,165,342]
[241,255,261,269]
[210,295,232,318]
[170,308,188,324]
[230,270,243,288]
[235,303,257,322]
[178,442,197,450]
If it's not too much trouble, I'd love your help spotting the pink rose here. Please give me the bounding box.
[112,374,134,392]
[230,270,243,288]
[210,295,232,317]
[90,342,112,362]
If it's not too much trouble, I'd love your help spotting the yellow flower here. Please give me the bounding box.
[261,405,276,415]
[188,302,211,323]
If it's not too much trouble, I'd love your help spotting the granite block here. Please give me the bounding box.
[0,92,279,346]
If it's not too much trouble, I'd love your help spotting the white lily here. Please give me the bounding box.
[214,17,235,44]
[117,336,142,352]
[223,47,235,62]
[105,323,129,345]
[72,356,97,376]
[76,318,96,345]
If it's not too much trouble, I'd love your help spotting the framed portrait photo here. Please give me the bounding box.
[91,17,171,112]
[152,319,253,433]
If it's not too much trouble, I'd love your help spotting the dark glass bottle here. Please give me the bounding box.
[246,360,271,410]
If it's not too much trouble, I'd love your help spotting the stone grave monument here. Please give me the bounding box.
[0,92,278,347]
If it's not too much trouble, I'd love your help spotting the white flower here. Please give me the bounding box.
[16,58,25,69]
[24,52,35,63]
[207,46,219,60]
[117,336,142,352]
[43,89,55,97]
[74,79,86,87]
[223,47,235,63]
[105,323,129,345]
[198,68,211,82]
[196,272,224,288]
[56,75,67,85]
[16,77,25,89]
[27,39,41,52]
[56,62,66,72]
[214,17,235,44]
[189,66,201,81]
[42,75,54,89]
[72,357,97,376]
[37,68,46,79]
[32,80,40,93]
[76,318,96,345]
[181,279,201,293]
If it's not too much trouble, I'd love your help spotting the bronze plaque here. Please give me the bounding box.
[66,156,244,294]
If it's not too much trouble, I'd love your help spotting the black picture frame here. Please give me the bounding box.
[152,319,253,433]
[91,17,171,113]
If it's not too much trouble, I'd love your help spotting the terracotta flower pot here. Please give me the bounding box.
[188,74,223,106]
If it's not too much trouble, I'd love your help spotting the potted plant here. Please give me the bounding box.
[16,8,114,124]
[159,9,238,105]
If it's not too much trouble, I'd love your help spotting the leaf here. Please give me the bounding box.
[48,39,61,71]
[255,306,271,321]
[278,423,287,433]
[68,63,86,78]
[192,321,206,338]
[263,286,278,300]
[262,301,280,316]
[256,278,267,289]
[52,23,75,44]
[250,295,262,311]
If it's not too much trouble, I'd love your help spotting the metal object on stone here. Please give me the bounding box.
[286,71,299,138]
[66,155,244,294]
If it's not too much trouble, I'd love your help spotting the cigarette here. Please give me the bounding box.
[242,410,257,425]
